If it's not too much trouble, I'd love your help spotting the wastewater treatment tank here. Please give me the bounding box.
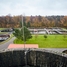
[0,48,67,67]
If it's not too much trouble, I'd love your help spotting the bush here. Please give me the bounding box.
[44,35,47,39]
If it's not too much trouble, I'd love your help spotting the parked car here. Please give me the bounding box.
[0,35,10,41]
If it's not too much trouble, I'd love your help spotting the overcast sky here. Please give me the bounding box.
[0,0,67,16]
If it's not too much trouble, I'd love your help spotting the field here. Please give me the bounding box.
[14,35,67,48]
[0,28,6,30]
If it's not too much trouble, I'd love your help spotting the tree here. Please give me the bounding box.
[44,35,47,39]
[63,34,67,40]
[13,29,22,39]
[27,22,31,27]
[13,26,32,41]
[21,26,32,41]
[20,21,22,27]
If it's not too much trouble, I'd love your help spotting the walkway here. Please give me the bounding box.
[8,44,38,49]
[0,37,15,50]
[44,48,67,53]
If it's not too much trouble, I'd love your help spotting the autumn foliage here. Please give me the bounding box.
[0,15,67,28]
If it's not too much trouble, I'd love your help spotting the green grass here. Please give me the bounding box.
[0,32,9,35]
[14,35,67,48]
[0,28,6,30]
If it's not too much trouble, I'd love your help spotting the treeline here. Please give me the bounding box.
[0,15,67,28]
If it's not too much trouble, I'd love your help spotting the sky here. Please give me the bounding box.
[0,0,67,16]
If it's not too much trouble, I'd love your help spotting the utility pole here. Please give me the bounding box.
[22,15,25,49]
[22,14,30,67]
[22,15,27,67]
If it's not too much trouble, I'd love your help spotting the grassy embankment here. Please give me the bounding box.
[14,35,67,48]
[0,28,14,44]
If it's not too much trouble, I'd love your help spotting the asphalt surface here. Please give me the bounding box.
[44,48,67,53]
[0,37,16,50]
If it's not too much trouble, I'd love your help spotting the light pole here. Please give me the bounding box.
[22,15,30,67]
[22,15,25,49]
[22,15,27,67]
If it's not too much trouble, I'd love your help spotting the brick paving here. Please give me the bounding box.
[8,44,38,49]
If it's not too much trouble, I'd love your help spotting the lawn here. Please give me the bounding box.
[0,32,9,35]
[0,28,6,30]
[14,35,67,48]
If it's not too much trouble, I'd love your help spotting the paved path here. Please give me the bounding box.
[0,37,15,50]
[44,48,67,53]
[8,44,38,49]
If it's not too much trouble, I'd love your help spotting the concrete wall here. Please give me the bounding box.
[0,48,67,67]
[0,49,25,67]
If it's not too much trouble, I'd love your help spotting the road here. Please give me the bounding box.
[0,37,16,50]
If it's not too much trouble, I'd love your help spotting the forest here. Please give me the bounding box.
[0,15,67,28]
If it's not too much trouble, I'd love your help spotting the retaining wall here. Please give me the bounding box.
[0,48,67,67]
